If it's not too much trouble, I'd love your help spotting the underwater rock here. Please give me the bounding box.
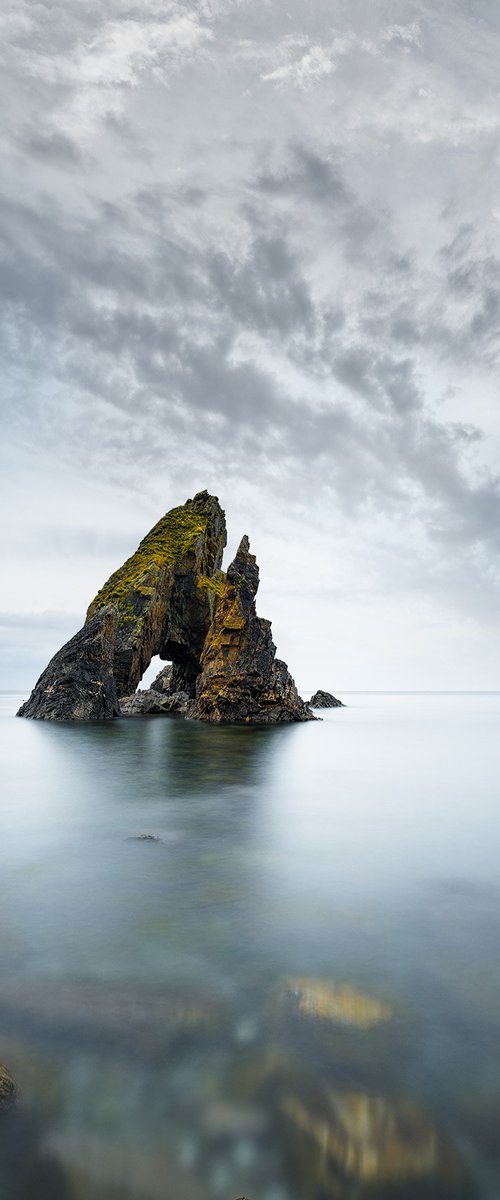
[0,1063,15,1109]
[86,491,227,698]
[195,536,314,724]
[266,978,408,1094]
[125,834,161,842]
[282,1086,472,1196]
[285,978,392,1030]
[0,978,228,1057]
[309,690,344,708]
[17,606,119,721]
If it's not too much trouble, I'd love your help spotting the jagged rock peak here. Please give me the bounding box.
[195,536,314,724]
[17,606,119,721]
[226,534,259,601]
[86,491,227,697]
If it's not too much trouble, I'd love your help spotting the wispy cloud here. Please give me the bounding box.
[2,0,500,687]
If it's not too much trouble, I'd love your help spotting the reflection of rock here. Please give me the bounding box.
[17,607,119,721]
[286,978,392,1029]
[0,1063,15,1109]
[282,1087,472,1197]
[195,536,314,724]
[309,690,344,708]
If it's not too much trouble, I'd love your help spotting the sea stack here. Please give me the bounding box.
[18,494,313,724]
[195,536,314,723]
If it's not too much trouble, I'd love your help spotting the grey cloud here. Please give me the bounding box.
[1,154,499,571]
[257,141,350,208]
[16,126,85,167]
[1,0,499,656]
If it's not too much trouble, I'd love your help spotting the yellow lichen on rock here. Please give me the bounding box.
[287,977,392,1029]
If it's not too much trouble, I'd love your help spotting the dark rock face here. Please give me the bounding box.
[120,688,193,717]
[120,661,193,716]
[195,536,314,724]
[17,607,119,721]
[86,491,227,698]
[309,690,344,708]
[149,664,173,694]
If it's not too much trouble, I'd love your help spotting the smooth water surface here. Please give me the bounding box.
[1,692,499,1199]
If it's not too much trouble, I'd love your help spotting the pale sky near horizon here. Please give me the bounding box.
[1,0,500,692]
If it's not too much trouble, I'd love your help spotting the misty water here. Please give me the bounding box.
[1,691,500,1199]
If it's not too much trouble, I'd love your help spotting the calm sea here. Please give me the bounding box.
[0,691,499,1199]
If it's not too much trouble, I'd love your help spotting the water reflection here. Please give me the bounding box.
[0,694,499,1197]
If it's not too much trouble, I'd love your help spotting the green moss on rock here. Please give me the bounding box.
[85,491,227,698]
[87,506,209,627]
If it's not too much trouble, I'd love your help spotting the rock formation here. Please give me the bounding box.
[18,494,313,724]
[309,690,344,708]
[195,536,314,723]
[86,490,226,697]
[119,661,194,716]
[150,664,173,694]
[17,606,120,721]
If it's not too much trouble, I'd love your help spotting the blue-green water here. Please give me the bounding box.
[1,691,499,1199]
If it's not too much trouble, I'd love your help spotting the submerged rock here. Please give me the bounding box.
[285,978,392,1030]
[0,978,227,1057]
[17,607,119,721]
[0,1064,15,1109]
[309,690,344,708]
[195,536,314,724]
[282,1086,472,1196]
[125,834,161,842]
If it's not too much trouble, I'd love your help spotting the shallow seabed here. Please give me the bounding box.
[1,691,499,1199]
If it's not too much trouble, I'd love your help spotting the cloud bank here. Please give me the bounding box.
[1,0,499,688]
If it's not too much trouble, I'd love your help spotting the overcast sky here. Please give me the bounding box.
[1,0,500,692]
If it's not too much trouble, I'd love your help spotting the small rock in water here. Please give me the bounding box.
[309,690,344,708]
[0,1064,15,1109]
[125,834,161,842]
